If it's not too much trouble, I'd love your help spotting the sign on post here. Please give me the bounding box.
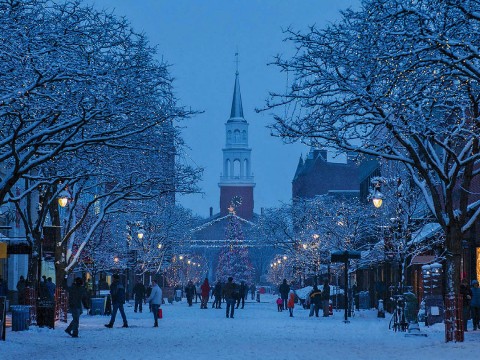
[0,242,7,259]
[330,250,361,323]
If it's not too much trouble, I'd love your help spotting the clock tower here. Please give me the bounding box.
[218,68,255,219]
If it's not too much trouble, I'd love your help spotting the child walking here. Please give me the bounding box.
[276,297,283,312]
[287,290,295,317]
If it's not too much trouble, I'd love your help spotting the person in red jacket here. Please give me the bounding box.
[200,278,210,309]
[287,290,295,317]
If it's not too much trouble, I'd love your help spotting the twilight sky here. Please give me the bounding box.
[91,0,359,217]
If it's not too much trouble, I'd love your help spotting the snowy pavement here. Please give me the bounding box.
[1,295,478,360]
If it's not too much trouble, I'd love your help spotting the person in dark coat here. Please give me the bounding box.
[145,283,153,312]
[200,278,210,309]
[322,279,331,317]
[132,280,146,313]
[460,278,473,331]
[212,281,223,309]
[185,280,196,307]
[105,274,128,328]
[222,277,237,319]
[16,276,26,305]
[0,276,8,297]
[250,283,256,300]
[65,277,89,338]
[309,285,322,317]
[236,281,247,309]
[469,280,480,331]
[46,277,56,299]
[279,279,290,311]
[39,275,50,300]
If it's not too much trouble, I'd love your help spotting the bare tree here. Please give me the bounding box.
[262,0,480,309]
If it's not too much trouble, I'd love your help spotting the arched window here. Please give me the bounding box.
[225,159,231,177]
[233,159,241,178]
[227,130,232,142]
[244,159,248,176]
[234,129,241,143]
[242,130,247,142]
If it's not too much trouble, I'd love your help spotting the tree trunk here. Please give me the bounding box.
[444,223,463,341]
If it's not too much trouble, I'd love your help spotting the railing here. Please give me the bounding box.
[55,287,68,323]
[22,286,68,325]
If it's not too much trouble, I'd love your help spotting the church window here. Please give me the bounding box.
[242,130,247,142]
[234,129,240,142]
[226,159,231,177]
[233,159,241,178]
[227,130,232,142]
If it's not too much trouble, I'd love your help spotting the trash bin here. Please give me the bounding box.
[256,292,260,303]
[90,298,105,315]
[11,305,31,331]
[37,300,55,328]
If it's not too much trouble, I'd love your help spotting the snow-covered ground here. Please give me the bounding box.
[1,294,478,359]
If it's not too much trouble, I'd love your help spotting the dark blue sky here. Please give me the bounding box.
[92,0,359,217]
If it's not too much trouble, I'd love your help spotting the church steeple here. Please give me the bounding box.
[229,71,244,120]
[219,58,255,220]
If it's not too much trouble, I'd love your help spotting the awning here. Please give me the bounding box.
[411,255,436,265]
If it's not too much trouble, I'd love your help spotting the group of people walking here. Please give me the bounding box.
[184,278,253,312]
[65,274,163,337]
[276,278,331,318]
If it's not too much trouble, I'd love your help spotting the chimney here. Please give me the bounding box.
[209,207,213,218]
[261,207,264,216]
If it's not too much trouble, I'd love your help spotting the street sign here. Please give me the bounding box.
[330,250,361,263]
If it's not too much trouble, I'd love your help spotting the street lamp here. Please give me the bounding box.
[372,189,384,208]
[58,190,71,207]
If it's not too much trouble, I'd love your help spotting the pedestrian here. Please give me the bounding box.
[250,283,256,300]
[460,278,473,331]
[39,275,50,300]
[104,274,128,328]
[200,278,210,309]
[195,283,201,303]
[236,281,247,309]
[0,276,8,297]
[212,281,222,309]
[309,285,322,317]
[65,277,89,338]
[46,277,56,299]
[16,275,26,304]
[276,297,283,312]
[146,283,152,312]
[322,279,331,317]
[132,280,146,313]
[185,280,196,307]
[470,280,480,331]
[279,279,290,311]
[287,290,295,317]
[145,279,162,327]
[222,277,237,319]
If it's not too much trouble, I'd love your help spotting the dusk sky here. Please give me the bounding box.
[91,0,359,217]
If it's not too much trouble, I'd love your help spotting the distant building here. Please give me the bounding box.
[190,66,272,282]
[218,69,255,220]
[292,148,360,200]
